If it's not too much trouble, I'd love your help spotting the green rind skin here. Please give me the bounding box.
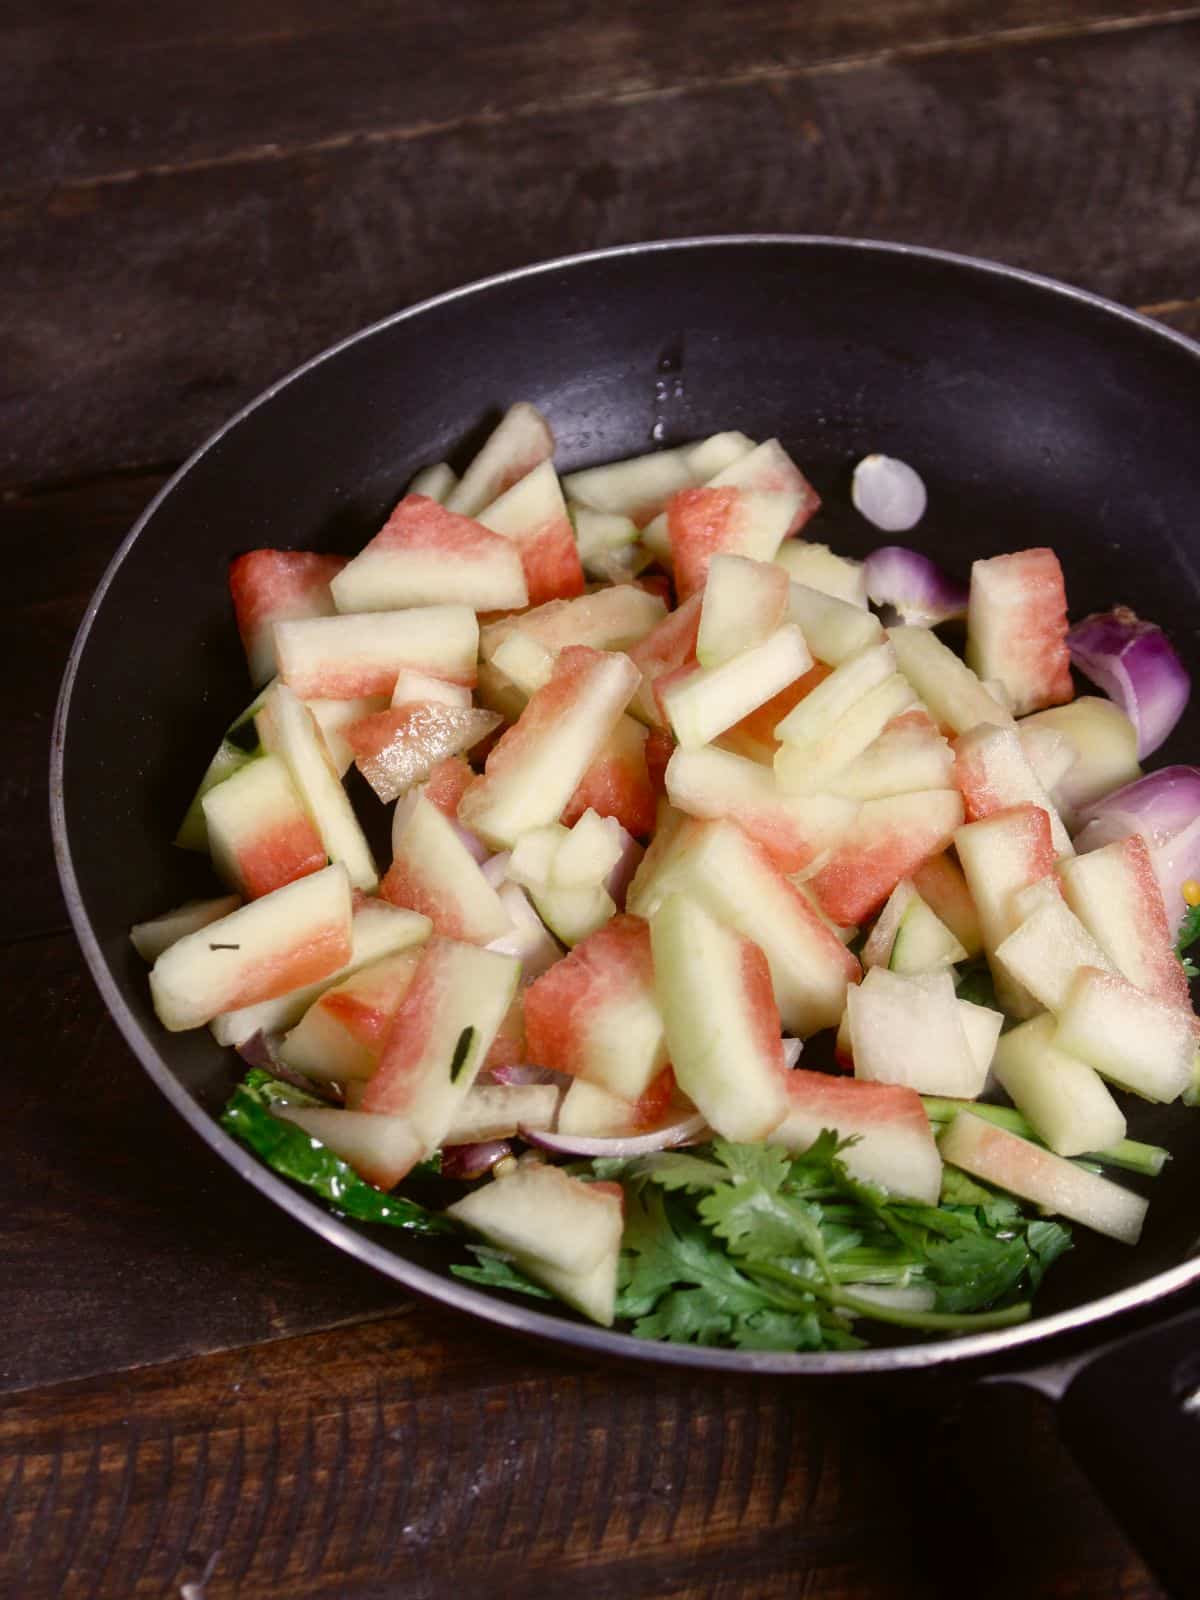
[175,688,270,851]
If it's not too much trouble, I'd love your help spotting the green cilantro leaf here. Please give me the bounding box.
[1177,902,1200,957]
[1024,1220,1073,1291]
[924,1232,1029,1312]
[451,1246,553,1300]
[618,1187,774,1323]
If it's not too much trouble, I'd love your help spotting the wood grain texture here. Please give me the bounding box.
[8,5,1200,1593]
[6,16,1200,488]
[0,932,407,1394]
[6,2,1190,192]
[0,1317,1165,1599]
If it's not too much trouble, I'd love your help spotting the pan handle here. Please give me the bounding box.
[1006,1304,1200,1597]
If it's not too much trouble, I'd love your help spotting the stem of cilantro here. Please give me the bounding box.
[827,1262,918,1285]
[920,1098,1169,1177]
[828,1287,1032,1333]
[745,1260,1031,1332]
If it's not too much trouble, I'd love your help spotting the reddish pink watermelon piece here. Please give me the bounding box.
[643,726,675,799]
[225,922,353,1014]
[651,661,699,726]
[740,936,788,1067]
[806,794,964,925]
[773,1070,941,1200]
[344,703,500,803]
[373,495,514,561]
[719,662,833,763]
[359,947,444,1115]
[332,494,529,613]
[627,591,703,726]
[1117,834,1193,1012]
[422,755,475,820]
[784,1070,929,1131]
[321,983,405,1057]
[229,549,346,687]
[463,646,623,791]
[666,486,742,600]
[512,515,585,607]
[524,914,661,1085]
[378,839,497,944]
[968,548,1073,715]
[563,717,656,838]
[631,1064,679,1130]
[236,816,327,900]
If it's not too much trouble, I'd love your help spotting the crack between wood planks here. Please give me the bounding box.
[12,7,1200,200]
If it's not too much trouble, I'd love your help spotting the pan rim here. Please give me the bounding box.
[50,232,1200,1376]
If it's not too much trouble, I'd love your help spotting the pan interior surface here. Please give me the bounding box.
[54,238,1200,1372]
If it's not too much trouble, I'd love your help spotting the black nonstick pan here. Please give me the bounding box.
[52,237,1200,1593]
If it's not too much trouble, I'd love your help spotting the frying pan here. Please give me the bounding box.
[52,237,1200,1592]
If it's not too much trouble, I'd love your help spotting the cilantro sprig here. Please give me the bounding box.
[224,1072,1074,1352]
[1176,902,1200,980]
[590,1134,1067,1349]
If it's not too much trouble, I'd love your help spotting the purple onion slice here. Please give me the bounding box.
[852,455,928,533]
[520,1111,708,1159]
[1067,607,1190,759]
[862,545,968,627]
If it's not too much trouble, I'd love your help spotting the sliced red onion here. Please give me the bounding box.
[603,825,644,909]
[236,1029,280,1071]
[1074,766,1200,935]
[852,456,928,533]
[486,881,563,980]
[1150,816,1200,937]
[862,545,968,627]
[782,1037,803,1070]
[1077,766,1200,841]
[439,1140,513,1180]
[480,851,511,889]
[480,1061,571,1088]
[452,822,491,864]
[1067,607,1191,759]
[521,1110,708,1159]
[236,1034,343,1102]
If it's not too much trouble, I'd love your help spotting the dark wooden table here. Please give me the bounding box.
[6,3,1198,1594]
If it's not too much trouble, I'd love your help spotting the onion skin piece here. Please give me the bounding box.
[1074,766,1200,936]
[520,1111,708,1159]
[479,1061,572,1089]
[852,456,928,534]
[862,546,968,627]
[1076,766,1200,842]
[1067,607,1191,759]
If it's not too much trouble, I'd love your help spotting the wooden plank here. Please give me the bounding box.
[4,18,1200,489]
[1143,295,1200,340]
[0,1317,1163,1599]
[5,2,1189,192]
[0,932,407,1394]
